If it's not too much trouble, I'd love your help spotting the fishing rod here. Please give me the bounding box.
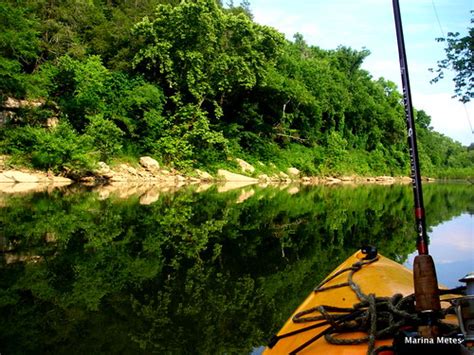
[392,0,441,326]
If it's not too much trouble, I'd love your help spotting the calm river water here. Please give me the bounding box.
[0,182,472,354]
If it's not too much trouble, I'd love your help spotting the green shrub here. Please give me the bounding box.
[84,114,124,161]
[367,146,388,175]
[1,122,95,176]
[0,125,38,155]
[31,122,95,175]
[277,143,323,175]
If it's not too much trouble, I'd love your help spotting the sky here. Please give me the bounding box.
[248,0,473,146]
[405,213,473,288]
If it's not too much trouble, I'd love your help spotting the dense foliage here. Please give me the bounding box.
[1,183,472,353]
[0,0,472,178]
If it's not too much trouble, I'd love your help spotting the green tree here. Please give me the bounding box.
[45,55,110,131]
[0,2,40,99]
[431,11,473,103]
[415,109,432,130]
[131,0,284,166]
[132,0,283,109]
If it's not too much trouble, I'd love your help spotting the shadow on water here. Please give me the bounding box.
[0,182,472,354]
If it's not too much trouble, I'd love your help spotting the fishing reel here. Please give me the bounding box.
[453,273,474,346]
[393,272,474,354]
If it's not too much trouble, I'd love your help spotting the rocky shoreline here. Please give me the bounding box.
[0,155,426,195]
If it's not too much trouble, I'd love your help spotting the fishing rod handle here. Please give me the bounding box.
[413,254,441,312]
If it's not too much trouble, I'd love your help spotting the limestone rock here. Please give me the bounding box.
[137,170,152,179]
[195,169,213,181]
[52,176,73,184]
[139,156,160,172]
[376,176,395,182]
[325,177,342,184]
[3,170,39,183]
[0,173,14,183]
[217,169,258,182]
[95,162,114,179]
[235,158,255,173]
[109,174,128,182]
[287,167,300,176]
[46,117,59,128]
[4,97,43,109]
[119,164,138,176]
[175,175,186,182]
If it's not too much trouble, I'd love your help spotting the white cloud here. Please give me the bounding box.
[428,214,474,268]
[252,8,321,43]
[405,213,473,278]
[413,92,473,145]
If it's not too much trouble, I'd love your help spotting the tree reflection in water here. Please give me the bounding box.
[0,182,472,354]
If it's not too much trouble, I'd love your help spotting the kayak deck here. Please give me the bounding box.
[264,250,456,354]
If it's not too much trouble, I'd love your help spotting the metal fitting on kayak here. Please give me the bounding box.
[360,245,378,260]
[453,273,474,342]
[460,273,474,296]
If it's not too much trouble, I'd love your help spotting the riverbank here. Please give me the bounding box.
[0,155,430,196]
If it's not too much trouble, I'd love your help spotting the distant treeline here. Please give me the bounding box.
[0,0,472,178]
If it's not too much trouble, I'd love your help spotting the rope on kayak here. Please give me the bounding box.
[268,254,463,355]
[291,257,386,354]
